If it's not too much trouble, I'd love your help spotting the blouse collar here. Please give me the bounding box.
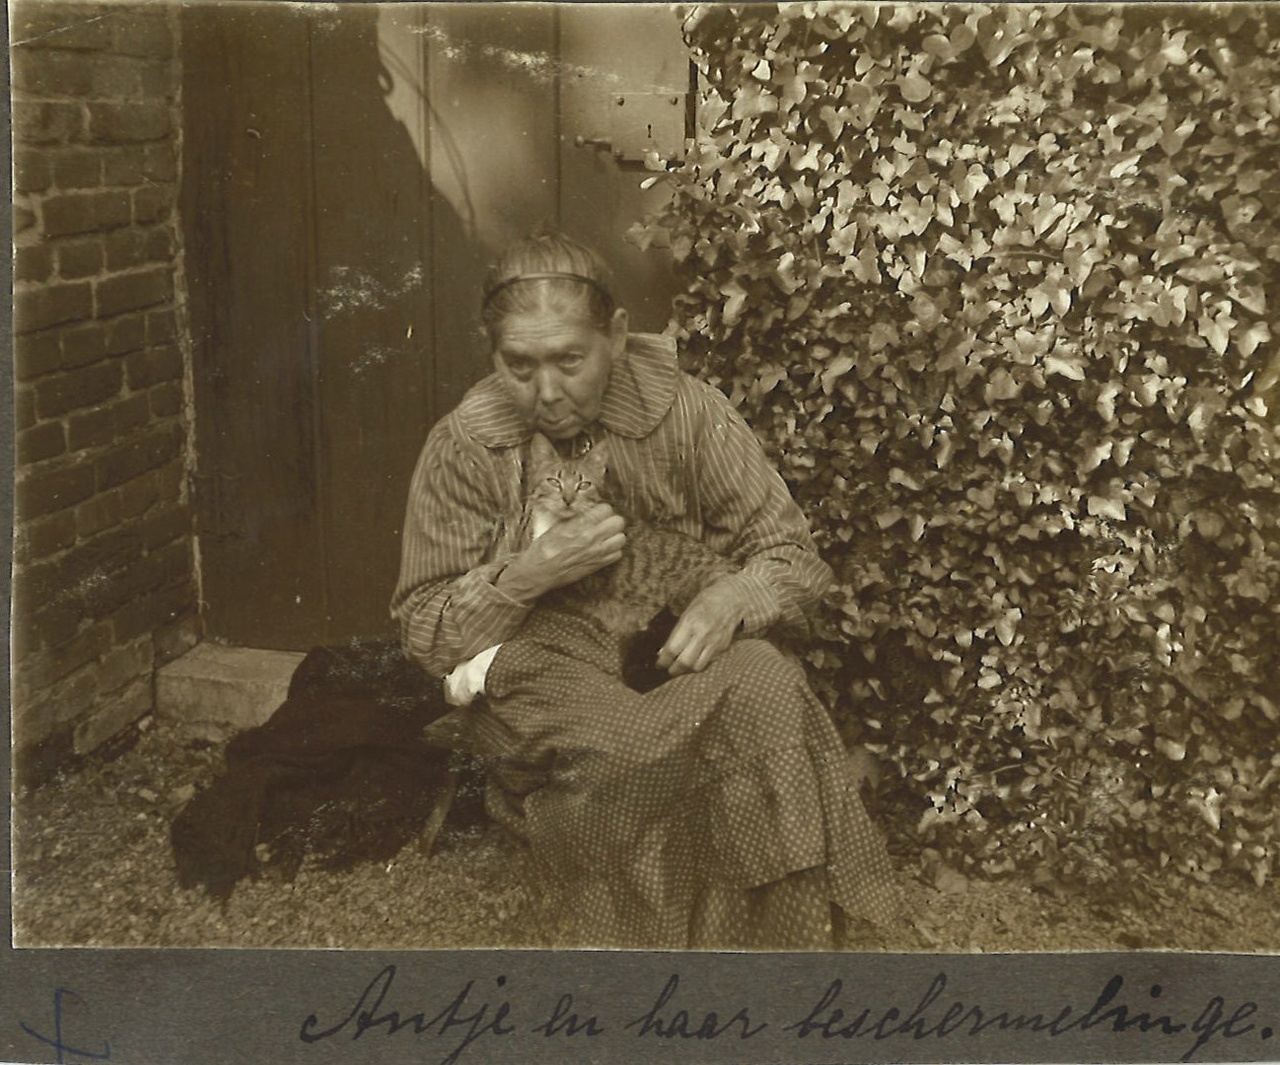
[458,332,679,448]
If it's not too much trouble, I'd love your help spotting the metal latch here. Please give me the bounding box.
[574,92,687,165]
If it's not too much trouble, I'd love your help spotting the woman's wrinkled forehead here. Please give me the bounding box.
[490,286,600,340]
[493,309,609,354]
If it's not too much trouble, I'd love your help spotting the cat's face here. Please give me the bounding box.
[527,433,610,528]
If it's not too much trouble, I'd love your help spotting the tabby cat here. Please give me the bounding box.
[444,433,737,702]
[524,432,737,640]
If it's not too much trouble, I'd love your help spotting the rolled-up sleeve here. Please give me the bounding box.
[391,419,530,676]
[688,383,834,636]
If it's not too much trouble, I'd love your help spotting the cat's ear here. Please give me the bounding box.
[528,432,558,468]
[585,437,609,474]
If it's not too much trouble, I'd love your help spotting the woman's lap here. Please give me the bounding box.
[471,612,900,947]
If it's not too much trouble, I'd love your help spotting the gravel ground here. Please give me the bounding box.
[12,715,1280,952]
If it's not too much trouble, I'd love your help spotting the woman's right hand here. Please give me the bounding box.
[495,503,626,602]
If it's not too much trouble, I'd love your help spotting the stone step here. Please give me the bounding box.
[155,643,305,732]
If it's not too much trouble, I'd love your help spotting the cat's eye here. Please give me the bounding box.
[579,480,592,490]
[548,477,562,490]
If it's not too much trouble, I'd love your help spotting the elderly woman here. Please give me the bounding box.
[393,233,900,949]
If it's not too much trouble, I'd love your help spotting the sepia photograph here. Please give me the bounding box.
[8,0,1280,970]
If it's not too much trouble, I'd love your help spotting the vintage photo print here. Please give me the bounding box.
[5,1,1279,1062]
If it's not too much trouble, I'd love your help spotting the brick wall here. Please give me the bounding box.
[11,0,198,781]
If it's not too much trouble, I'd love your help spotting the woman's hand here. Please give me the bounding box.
[657,578,749,676]
[496,503,626,602]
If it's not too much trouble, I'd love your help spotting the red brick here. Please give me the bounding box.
[102,146,148,186]
[13,101,84,146]
[58,237,107,280]
[84,543,179,619]
[15,244,55,284]
[149,381,184,418]
[133,184,175,224]
[106,314,147,355]
[70,524,147,581]
[14,331,64,381]
[144,227,174,263]
[13,150,52,193]
[103,228,147,271]
[12,49,96,96]
[112,579,194,643]
[60,322,111,368]
[87,101,171,144]
[95,424,183,489]
[15,462,96,519]
[19,623,113,691]
[94,640,154,696]
[16,386,38,431]
[96,266,171,316]
[141,504,191,550]
[15,281,93,334]
[11,6,114,51]
[126,344,182,388]
[140,61,177,100]
[118,469,161,518]
[67,393,151,451]
[88,53,143,98]
[16,205,38,234]
[17,422,68,465]
[76,490,123,538]
[111,14,174,59]
[146,306,177,342]
[19,598,84,654]
[37,361,123,418]
[21,510,79,562]
[66,405,116,451]
[143,142,177,182]
[51,149,103,189]
[156,457,185,502]
[113,392,153,434]
[43,190,132,237]
[154,611,200,665]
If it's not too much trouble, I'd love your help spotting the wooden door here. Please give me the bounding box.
[182,3,690,650]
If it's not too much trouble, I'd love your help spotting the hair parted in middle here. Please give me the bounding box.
[480,231,617,338]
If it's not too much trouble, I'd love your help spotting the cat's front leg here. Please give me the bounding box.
[444,644,502,706]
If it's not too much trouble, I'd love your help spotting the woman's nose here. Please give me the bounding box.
[535,369,563,404]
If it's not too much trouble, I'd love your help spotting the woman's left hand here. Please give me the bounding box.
[657,579,749,676]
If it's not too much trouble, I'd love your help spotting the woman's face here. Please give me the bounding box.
[492,308,627,439]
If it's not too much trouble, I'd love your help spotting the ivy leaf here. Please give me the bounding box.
[1087,495,1127,521]
[819,353,856,393]
[1044,354,1086,381]
[899,72,933,103]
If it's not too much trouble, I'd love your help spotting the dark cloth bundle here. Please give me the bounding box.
[170,639,480,900]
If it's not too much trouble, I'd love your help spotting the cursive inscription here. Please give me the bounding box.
[298,964,514,1065]
[784,972,1270,1062]
[625,973,767,1040]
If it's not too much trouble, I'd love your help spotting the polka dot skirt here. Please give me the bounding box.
[471,610,903,951]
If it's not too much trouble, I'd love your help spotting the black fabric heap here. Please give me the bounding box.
[170,639,480,901]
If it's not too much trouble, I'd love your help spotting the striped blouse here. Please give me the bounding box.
[391,332,834,677]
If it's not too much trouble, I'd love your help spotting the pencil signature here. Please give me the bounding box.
[20,988,112,1064]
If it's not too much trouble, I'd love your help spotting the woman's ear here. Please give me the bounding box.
[608,307,629,350]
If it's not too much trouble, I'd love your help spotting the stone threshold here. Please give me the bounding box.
[155,642,305,732]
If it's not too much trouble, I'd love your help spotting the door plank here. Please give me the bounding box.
[309,5,436,641]
[182,4,326,648]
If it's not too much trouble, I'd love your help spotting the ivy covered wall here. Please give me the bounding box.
[637,4,1280,887]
